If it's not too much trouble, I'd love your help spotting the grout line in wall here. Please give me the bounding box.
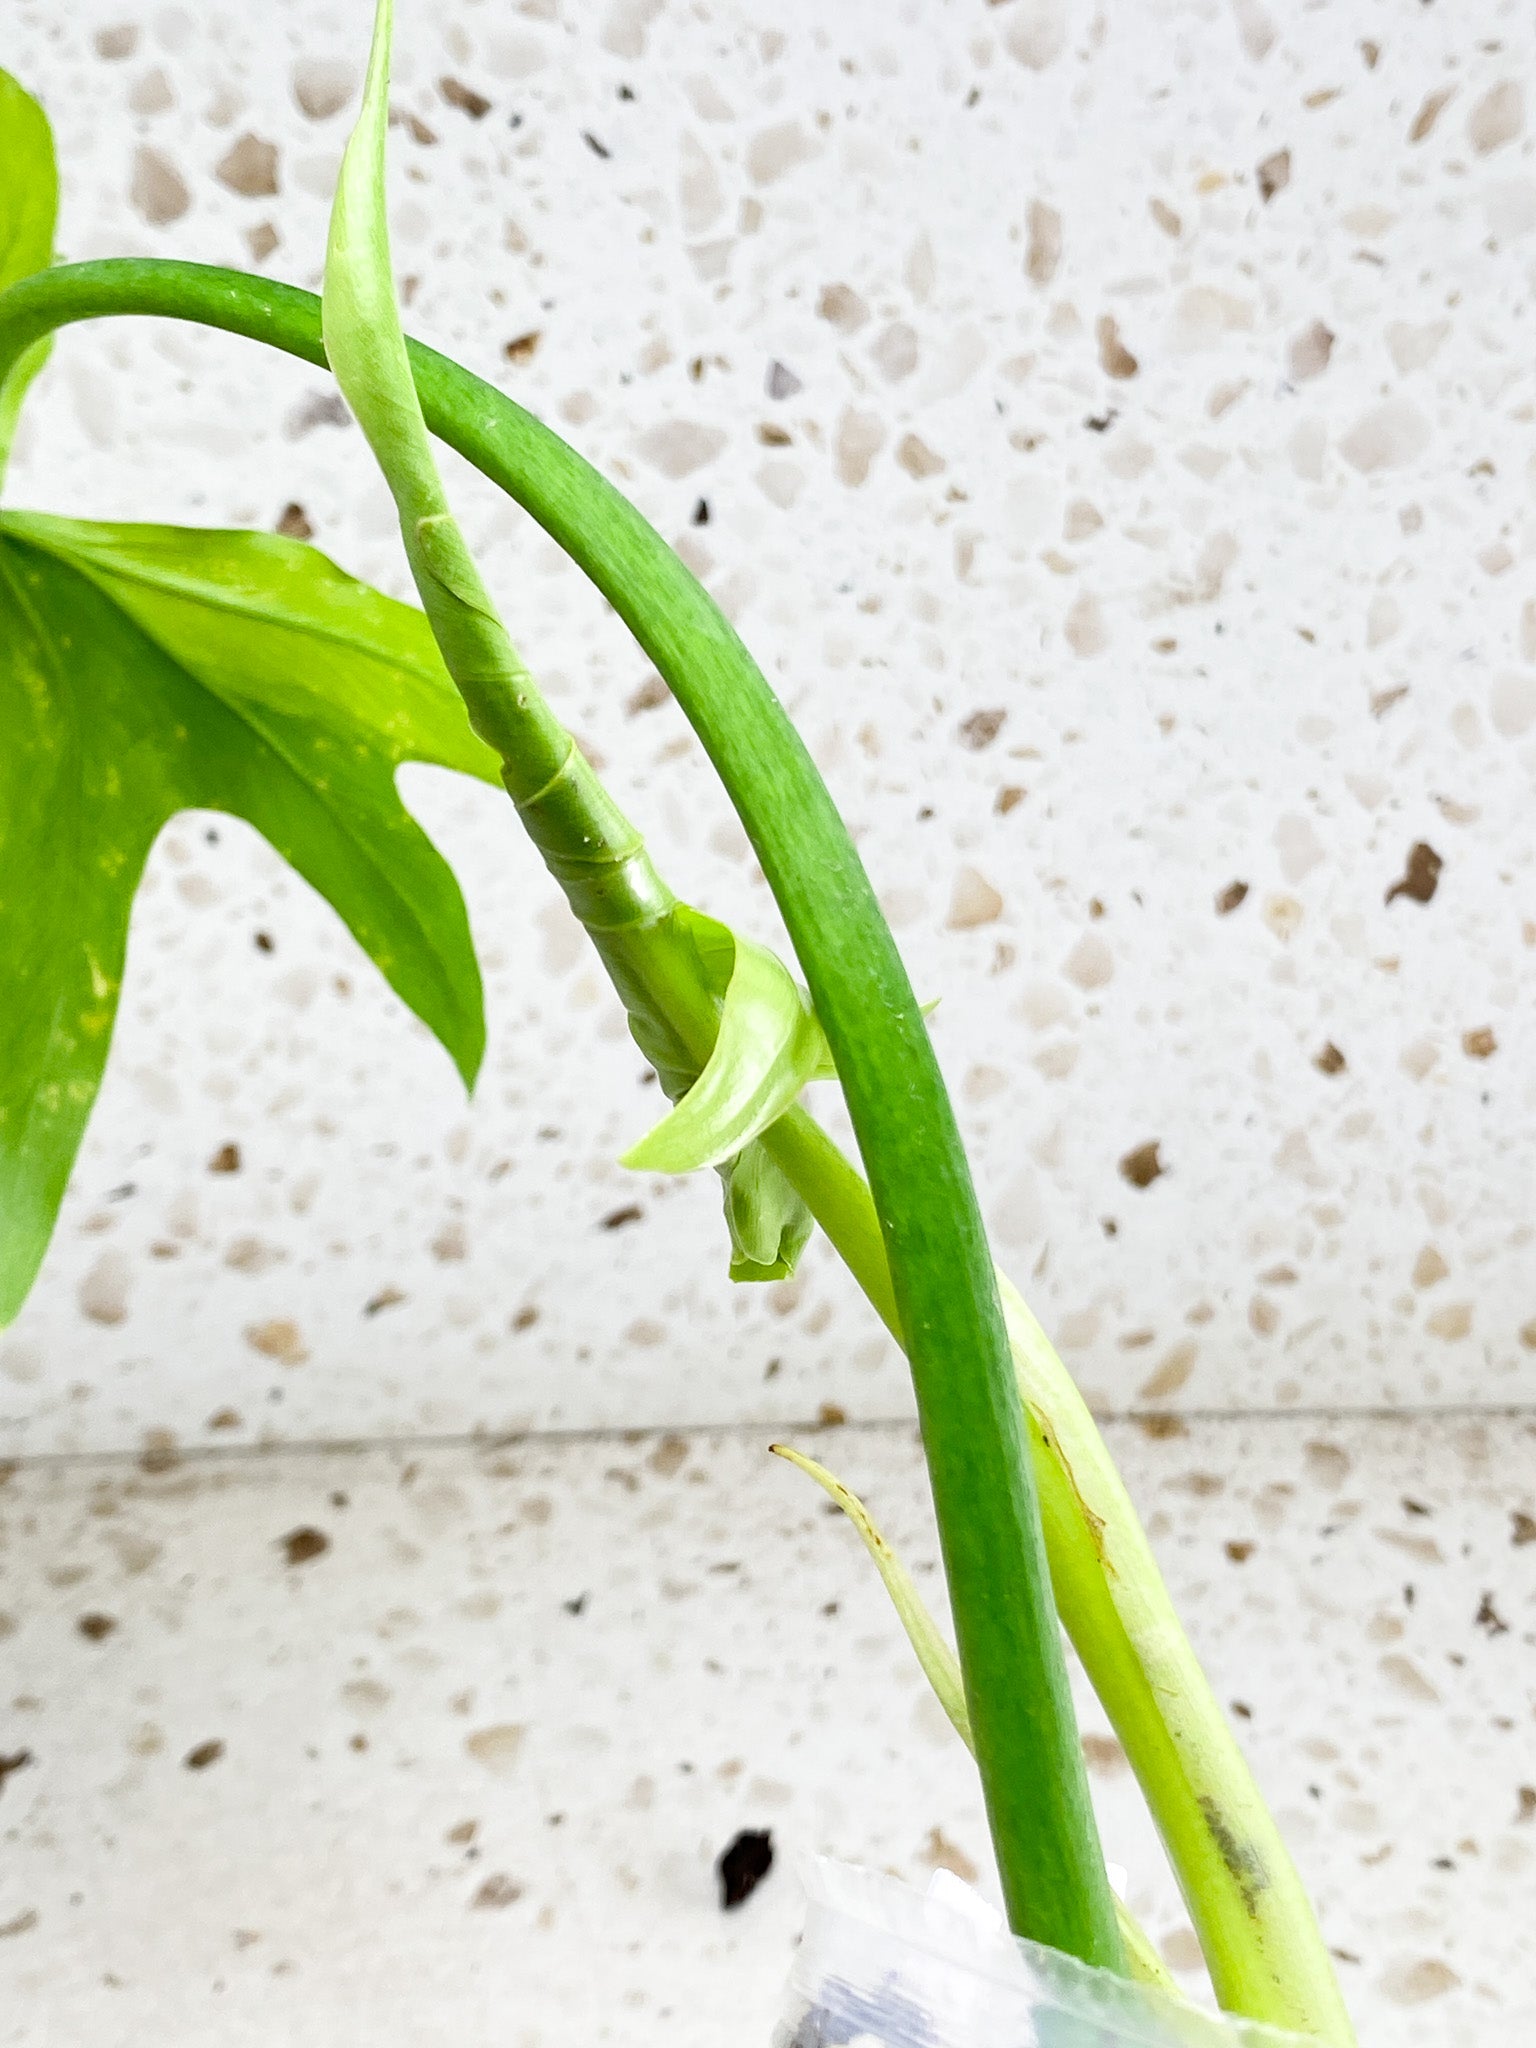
[2,1402,1534,1476]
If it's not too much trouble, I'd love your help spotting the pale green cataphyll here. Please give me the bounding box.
[0,13,1359,2041]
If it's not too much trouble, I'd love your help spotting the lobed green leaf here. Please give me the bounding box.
[0,67,59,482]
[0,513,499,1326]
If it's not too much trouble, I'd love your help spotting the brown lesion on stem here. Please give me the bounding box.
[1029,1403,1111,1573]
[1199,1793,1271,1917]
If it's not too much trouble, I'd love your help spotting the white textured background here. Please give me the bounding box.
[1,3,1534,2044]
[6,0,1536,1450]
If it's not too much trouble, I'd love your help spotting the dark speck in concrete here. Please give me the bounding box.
[1386,841,1442,906]
[718,1828,774,1909]
[0,1750,33,1797]
[280,1527,330,1566]
[1119,1141,1164,1189]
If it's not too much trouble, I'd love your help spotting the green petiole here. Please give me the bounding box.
[0,258,1355,2037]
[316,0,1121,1975]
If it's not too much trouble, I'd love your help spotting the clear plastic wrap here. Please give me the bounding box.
[776,1860,1324,2048]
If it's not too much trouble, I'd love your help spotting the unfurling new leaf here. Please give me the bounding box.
[613,905,816,1282]
[616,907,821,1279]
[719,1142,813,1282]
[620,927,827,1176]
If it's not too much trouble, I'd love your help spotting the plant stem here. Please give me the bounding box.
[0,264,1358,2035]
[0,260,1125,1971]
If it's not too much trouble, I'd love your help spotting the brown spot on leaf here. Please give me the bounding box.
[717,1828,773,1909]
[1215,880,1249,915]
[0,1909,38,1939]
[503,330,541,363]
[1462,1026,1497,1059]
[95,24,139,59]
[600,1204,644,1231]
[994,786,1025,815]
[440,76,491,118]
[1225,1540,1255,1564]
[1119,1141,1164,1189]
[1313,1041,1347,1075]
[1513,1511,1536,1546]
[184,1739,225,1770]
[209,1142,241,1173]
[280,1526,330,1567]
[1385,841,1442,905]
[245,222,279,262]
[77,1613,117,1642]
[1517,1786,1536,1822]
[276,502,313,540]
[365,1286,406,1316]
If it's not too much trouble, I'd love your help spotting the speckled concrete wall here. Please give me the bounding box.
[2,1416,1532,2045]
[6,0,1536,1454]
